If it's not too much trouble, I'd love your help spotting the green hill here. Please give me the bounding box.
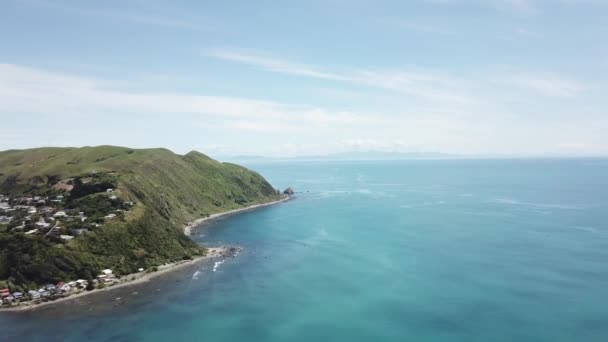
[0,146,282,291]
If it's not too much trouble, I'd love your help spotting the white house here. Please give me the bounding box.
[60,235,74,241]
[54,211,67,218]
[35,218,50,228]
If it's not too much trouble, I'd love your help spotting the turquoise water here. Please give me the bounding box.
[2,159,608,341]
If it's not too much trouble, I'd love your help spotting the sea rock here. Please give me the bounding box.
[283,187,295,195]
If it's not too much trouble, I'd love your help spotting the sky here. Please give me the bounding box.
[1,0,607,158]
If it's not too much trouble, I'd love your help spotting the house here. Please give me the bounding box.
[104,213,117,219]
[106,188,114,193]
[60,235,74,241]
[25,229,39,235]
[109,195,118,200]
[54,211,67,218]
[0,288,10,298]
[0,216,12,224]
[76,279,88,288]
[67,281,77,287]
[39,290,50,297]
[27,207,37,214]
[11,224,25,232]
[28,290,41,300]
[58,283,71,292]
[13,292,23,300]
[35,218,50,228]
[102,269,113,276]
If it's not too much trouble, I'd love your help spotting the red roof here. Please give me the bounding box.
[57,282,65,287]
[0,288,9,293]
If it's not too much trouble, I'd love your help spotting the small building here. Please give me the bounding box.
[27,207,37,214]
[11,224,25,232]
[67,281,77,287]
[28,290,41,300]
[13,292,23,300]
[109,195,118,200]
[106,188,114,193]
[54,211,67,218]
[35,218,50,228]
[25,229,39,235]
[104,213,117,219]
[0,216,12,224]
[60,235,74,241]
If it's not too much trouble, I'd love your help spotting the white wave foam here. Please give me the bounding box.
[192,271,201,280]
[490,198,588,210]
[400,200,446,209]
[213,260,225,272]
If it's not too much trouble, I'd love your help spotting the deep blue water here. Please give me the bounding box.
[2,159,608,341]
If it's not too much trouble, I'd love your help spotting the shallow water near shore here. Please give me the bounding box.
[2,159,608,341]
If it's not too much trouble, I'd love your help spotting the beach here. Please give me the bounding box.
[0,246,237,312]
[184,196,290,236]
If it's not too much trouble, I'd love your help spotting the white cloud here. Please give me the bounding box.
[0,63,604,157]
[497,73,585,97]
[0,64,389,134]
[205,49,477,104]
[205,49,347,81]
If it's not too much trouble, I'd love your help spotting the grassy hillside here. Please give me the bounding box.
[0,146,282,291]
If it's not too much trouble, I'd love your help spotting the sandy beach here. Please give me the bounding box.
[0,247,236,312]
[184,196,290,236]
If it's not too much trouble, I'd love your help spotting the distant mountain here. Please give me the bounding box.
[220,151,459,162]
[0,146,282,290]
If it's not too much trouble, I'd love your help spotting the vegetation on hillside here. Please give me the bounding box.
[0,146,282,291]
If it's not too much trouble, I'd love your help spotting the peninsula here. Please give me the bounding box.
[0,146,288,309]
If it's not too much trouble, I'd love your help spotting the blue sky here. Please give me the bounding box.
[1,0,607,157]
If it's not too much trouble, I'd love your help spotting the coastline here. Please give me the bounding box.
[0,247,236,313]
[184,195,290,236]
[1,196,289,313]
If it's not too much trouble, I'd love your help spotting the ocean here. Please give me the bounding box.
[1,159,608,341]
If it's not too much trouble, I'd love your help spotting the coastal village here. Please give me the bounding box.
[0,174,138,309]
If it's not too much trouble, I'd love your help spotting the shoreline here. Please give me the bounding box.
[0,247,236,313]
[184,195,290,236]
[1,196,289,313]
